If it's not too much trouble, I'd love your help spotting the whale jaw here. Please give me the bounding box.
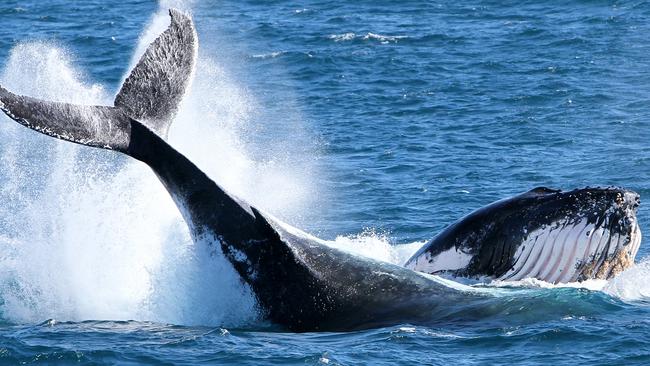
[406,187,641,284]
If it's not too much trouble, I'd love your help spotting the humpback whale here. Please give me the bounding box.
[405,187,641,283]
[0,9,642,331]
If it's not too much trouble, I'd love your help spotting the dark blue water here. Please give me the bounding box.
[1,0,650,364]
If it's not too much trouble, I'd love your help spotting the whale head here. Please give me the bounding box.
[405,187,641,283]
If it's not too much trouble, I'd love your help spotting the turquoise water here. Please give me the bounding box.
[0,0,650,364]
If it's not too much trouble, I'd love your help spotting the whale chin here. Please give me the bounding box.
[498,207,641,283]
[406,187,642,284]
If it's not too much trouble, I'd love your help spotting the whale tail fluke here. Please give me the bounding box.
[0,8,197,153]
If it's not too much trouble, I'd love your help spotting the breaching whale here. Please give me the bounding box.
[405,187,641,283]
[0,9,642,331]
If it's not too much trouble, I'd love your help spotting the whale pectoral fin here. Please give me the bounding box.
[114,8,198,138]
[0,86,131,152]
[249,207,285,242]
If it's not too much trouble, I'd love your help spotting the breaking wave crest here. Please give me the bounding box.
[328,32,409,44]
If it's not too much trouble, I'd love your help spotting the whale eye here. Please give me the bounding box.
[527,186,562,195]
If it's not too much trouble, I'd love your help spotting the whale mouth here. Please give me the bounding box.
[498,188,641,283]
[405,186,642,284]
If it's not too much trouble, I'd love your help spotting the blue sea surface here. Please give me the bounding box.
[0,0,650,364]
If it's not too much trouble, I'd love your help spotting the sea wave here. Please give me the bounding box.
[328,32,409,44]
[251,51,285,59]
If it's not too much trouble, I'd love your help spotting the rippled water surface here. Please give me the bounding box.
[0,0,650,364]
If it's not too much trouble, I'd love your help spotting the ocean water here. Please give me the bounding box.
[0,0,649,364]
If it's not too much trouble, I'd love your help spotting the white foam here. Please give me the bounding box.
[603,257,650,301]
[486,277,608,291]
[327,233,423,266]
[327,230,401,264]
[362,33,408,43]
[328,32,408,44]
[271,218,424,266]
[251,51,284,59]
[328,33,356,42]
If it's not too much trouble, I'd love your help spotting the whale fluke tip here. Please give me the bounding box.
[114,7,198,139]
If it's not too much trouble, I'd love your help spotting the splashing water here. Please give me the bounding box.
[0,4,315,326]
[328,229,424,265]
[603,257,650,301]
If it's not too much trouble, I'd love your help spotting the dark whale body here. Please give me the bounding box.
[0,9,480,332]
[0,9,642,331]
[128,121,473,331]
